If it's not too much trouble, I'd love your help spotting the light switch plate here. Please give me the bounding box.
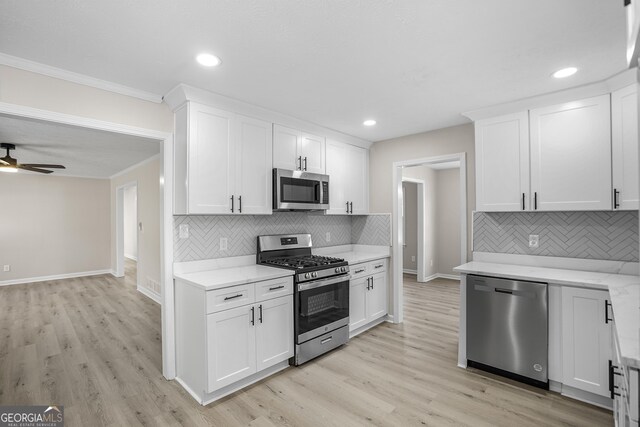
[3,265,9,272]
[529,234,539,248]
[179,224,189,239]
[411,256,416,262]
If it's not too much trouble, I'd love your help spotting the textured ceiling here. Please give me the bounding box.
[0,115,159,178]
[0,0,628,141]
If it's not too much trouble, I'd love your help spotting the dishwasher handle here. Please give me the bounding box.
[495,288,513,295]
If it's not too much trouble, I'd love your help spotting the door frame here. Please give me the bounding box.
[401,178,426,282]
[0,102,176,380]
[115,181,138,283]
[391,153,467,323]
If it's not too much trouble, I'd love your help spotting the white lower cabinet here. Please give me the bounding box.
[349,259,388,333]
[176,276,293,404]
[561,286,612,398]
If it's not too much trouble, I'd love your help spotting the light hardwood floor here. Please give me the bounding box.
[0,268,613,426]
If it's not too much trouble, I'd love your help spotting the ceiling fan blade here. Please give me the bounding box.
[20,164,66,169]
[18,165,53,174]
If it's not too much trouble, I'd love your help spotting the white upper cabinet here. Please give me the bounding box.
[173,102,273,215]
[273,124,326,174]
[530,95,612,211]
[325,139,369,215]
[475,112,530,211]
[612,84,639,210]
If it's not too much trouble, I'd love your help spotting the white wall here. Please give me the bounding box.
[0,173,110,283]
[123,185,137,261]
[111,157,160,298]
[434,168,461,276]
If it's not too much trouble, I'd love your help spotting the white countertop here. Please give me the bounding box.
[174,265,294,291]
[455,261,640,369]
[313,244,390,264]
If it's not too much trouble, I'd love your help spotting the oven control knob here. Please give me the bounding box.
[335,268,340,273]
[341,267,347,273]
[312,272,318,278]
[305,273,311,279]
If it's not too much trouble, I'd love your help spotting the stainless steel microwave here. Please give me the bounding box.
[273,168,329,211]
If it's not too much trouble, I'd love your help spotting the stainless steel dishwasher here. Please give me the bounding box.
[467,274,548,388]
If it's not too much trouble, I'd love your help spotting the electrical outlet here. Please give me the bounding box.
[411,256,416,262]
[529,234,539,248]
[179,224,189,239]
[3,265,9,272]
[325,232,331,242]
[220,237,228,251]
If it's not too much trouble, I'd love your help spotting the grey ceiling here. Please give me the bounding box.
[0,115,160,178]
[0,0,629,141]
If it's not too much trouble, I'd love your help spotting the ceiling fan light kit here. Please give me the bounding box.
[0,143,66,174]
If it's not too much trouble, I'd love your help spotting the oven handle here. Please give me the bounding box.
[297,274,350,291]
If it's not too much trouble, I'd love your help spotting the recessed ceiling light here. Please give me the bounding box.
[552,67,577,79]
[196,53,222,67]
[363,119,377,126]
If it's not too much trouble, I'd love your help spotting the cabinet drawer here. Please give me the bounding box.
[206,284,255,314]
[368,259,387,274]
[350,263,369,280]
[255,276,293,302]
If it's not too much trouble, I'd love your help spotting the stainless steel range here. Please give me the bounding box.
[257,234,350,365]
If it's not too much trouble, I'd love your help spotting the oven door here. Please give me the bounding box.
[296,275,349,343]
[274,168,329,211]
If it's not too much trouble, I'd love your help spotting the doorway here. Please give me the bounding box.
[120,182,138,285]
[391,153,468,323]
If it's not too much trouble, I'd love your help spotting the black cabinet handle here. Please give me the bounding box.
[346,201,350,213]
[605,300,613,324]
[303,157,308,171]
[355,268,365,274]
[366,277,371,290]
[259,304,263,323]
[239,195,242,213]
[230,195,234,212]
[298,156,302,170]
[250,306,255,325]
[609,360,614,398]
[534,192,538,210]
[522,193,525,210]
[614,188,620,209]
[370,277,374,289]
[224,294,243,301]
[269,285,285,291]
[350,202,353,214]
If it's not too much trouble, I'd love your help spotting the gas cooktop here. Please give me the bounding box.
[262,254,345,270]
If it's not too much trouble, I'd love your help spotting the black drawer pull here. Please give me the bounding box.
[224,294,243,301]
[374,264,383,269]
[269,285,285,291]
[355,268,365,274]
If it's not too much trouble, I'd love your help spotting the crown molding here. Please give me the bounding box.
[0,52,163,104]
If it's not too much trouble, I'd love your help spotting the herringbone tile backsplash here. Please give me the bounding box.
[174,213,391,262]
[474,211,639,261]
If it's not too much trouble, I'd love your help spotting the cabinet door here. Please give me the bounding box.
[255,296,294,371]
[325,140,349,215]
[530,95,612,211]
[561,287,612,397]
[349,277,368,331]
[346,145,369,214]
[206,305,256,392]
[612,84,639,210]
[188,103,235,214]
[300,132,326,174]
[367,272,388,321]
[273,125,301,171]
[236,115,273,214]
[475,112,530,211]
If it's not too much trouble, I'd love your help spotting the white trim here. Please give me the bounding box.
[137,285,161,304]
[0,269,112,286]
[0,52,163,103]
[392,153,468,326]
[115,180,137,279]
[435,273,460,281]
[124,254,138,262]
[109,153,161,179]
[0,101,176,380]
[402,269,417,275]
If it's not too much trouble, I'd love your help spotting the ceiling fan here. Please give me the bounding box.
[0,143,66,174]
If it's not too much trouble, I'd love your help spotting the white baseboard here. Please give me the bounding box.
[0,269,112,287]
[137,285,161,304]
[423,273,460,283]
[403,269,417,275]
[124,254,138,262]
